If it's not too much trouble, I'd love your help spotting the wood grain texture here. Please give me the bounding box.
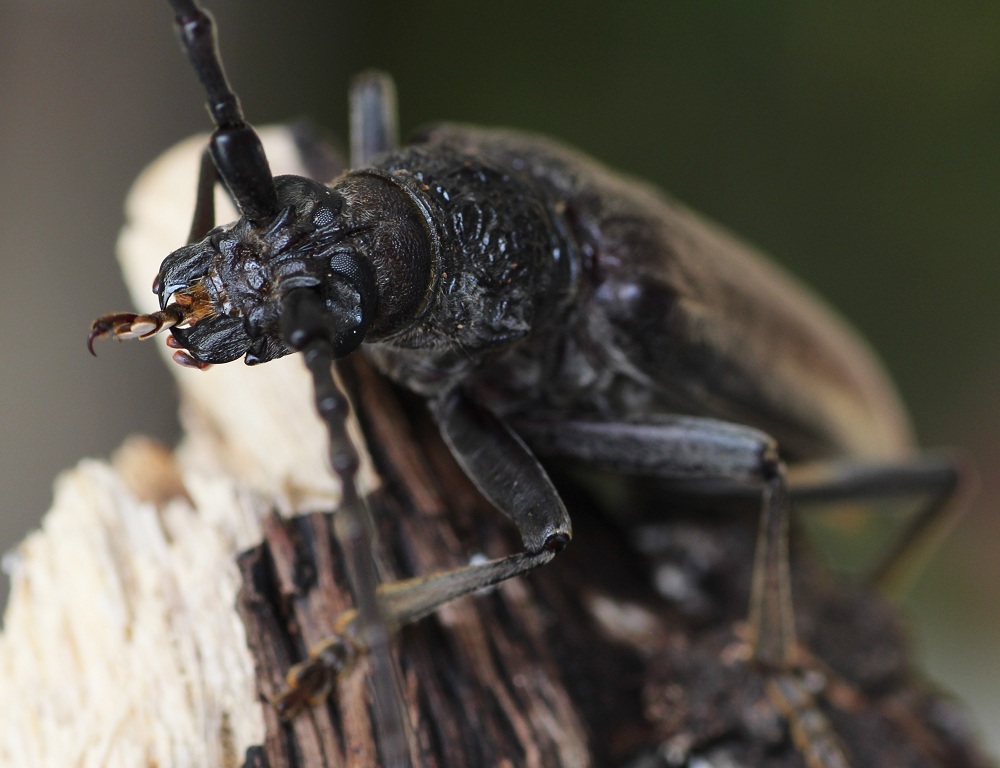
[233,353,994,768]
[0,128,992,768]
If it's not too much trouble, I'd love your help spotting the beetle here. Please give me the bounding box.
[89,2,963,765]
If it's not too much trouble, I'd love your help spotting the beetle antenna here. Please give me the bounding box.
[167,0,279,224]
[281,287,412,764]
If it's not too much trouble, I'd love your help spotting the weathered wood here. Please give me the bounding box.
[0,128,991,768]
[233,352,994,768]
[0,129,338,767]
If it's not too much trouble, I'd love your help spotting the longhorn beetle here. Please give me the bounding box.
[90,2,964,765]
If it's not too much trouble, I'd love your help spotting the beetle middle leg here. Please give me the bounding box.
[515,414,800,666]
[510,415,843,766]
[514,414,965,766]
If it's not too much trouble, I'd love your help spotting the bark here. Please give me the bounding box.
[233,353,994,768]
[0,128,991,768]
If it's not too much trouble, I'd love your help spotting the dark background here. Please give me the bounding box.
[2,0,997,755]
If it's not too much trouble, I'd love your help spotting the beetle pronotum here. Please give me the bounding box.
[87,2,976,766]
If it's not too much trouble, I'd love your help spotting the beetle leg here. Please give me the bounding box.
[784,455,966,593]
[510,415,784,661]
[767,673,852,768]
[509,414,795,666]
[350,71,399,168]
[275,546,557,718]
[749,459,796,668]
[273,387,571,722]
[649,448,967,594]
[432,389,573,554]
[512,415,848,760]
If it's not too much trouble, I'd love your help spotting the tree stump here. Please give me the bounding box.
[0,128,992,768]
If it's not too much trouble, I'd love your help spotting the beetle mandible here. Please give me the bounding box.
[89,2,963,765]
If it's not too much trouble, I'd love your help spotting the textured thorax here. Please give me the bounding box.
[362,138,579,396]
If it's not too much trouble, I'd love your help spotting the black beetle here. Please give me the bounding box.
[89,3,965,766]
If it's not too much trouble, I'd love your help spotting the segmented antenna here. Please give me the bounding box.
[164,4,409,759]
[281,288,410,765]
[167,0,279,223]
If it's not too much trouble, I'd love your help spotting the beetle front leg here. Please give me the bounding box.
[277,545,558,718]
[433,389,572,554]
[301,386,574,630]
[274,384,571,719]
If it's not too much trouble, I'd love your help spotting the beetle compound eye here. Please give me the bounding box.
[313,206,335,228]
[312,194,344,228]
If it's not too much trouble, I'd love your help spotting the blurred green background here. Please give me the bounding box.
[2,0,997,757]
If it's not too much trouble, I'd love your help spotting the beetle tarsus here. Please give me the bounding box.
[274,629,360,720]
[766,672,853,768]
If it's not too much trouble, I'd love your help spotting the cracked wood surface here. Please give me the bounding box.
[0,127,992,768]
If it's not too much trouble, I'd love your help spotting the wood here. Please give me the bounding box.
[0,129,992,767]
[233,353,995,768]
[0,129,337,767]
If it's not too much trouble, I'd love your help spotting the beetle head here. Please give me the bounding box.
[90,174,377,368]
